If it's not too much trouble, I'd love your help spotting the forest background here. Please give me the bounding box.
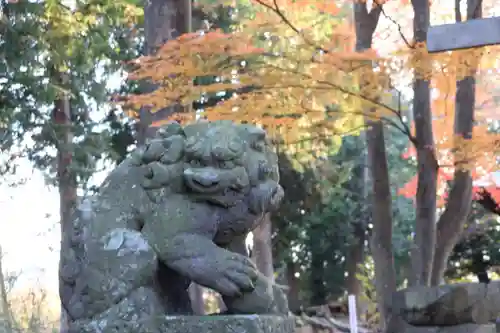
[1,0,500,332]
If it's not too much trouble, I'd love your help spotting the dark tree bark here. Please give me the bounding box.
[138,0,192,143]
[307,219,327,306]
[345,220,365,307]
[53,71,77,333]
[410,0,437,287]
[345,144,368,314]
[365,120,398,332]
[286,262,300,312]
[251,214,275,280]
[430,0,481,286]
[188,283,205,314]
[353,2,397,330]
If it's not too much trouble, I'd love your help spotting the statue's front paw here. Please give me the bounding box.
[224,273,290,315]
[210,253,258,297]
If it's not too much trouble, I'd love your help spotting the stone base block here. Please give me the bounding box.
[160,315,296,333]
[400,323,497,333]
[393,282,500,325]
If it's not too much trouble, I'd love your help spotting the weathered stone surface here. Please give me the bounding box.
[394,323,496,333]
[388,314,497,333]
[65,228,159,321]
[69,287,166,333]
[60,121,290,333]
[160,315,295,333]
[439,324,497,333]
[71,309,294,333]
[392,282,500,325]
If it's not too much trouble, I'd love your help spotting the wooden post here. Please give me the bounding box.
[348,295,358,333]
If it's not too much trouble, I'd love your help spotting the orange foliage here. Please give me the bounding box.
[252,0,340,15]
[121,0,390,149]
[123,0,500,191]
[398,42,500,204]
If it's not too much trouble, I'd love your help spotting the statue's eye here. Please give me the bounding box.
[219,160,235,169]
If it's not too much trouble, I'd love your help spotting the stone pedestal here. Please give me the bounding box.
[160,315,296,333]
[71,312,295,333]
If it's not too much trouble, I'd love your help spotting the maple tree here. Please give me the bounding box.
[399,46,500,205]
[122,0,500,230]
[396,4,500,287]
[122,0,413,165]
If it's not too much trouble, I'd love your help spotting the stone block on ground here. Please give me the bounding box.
[438,324,497,333]
[160,315,296,333]
[396,323,497,333]
[392,282,500,325]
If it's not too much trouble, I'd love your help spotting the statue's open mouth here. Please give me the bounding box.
[188,187,243,208]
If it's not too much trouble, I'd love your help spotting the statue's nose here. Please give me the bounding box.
[195,175,219,187]
[187,169,220,187]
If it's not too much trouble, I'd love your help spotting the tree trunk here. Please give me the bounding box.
[250,214,275,311]
[188,284,205,315]
[365,122,397,331]
[430,0,481,286]
[138,0,192,143]
[353,2,397,330]
[286,262,300,312]
[409,0,437,287]
[345,136,368,315]
[251,214,275,280]
[308,223,326,306]
[53,71,77,333]
[345,220,365,312]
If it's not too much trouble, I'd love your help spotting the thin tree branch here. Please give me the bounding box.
[373,0,413,48]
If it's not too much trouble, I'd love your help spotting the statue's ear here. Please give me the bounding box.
[156,121,185,139]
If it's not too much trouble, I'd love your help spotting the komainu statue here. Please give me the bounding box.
[59,120,291,333]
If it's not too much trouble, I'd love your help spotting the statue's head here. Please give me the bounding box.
[182,121,283,212]
[134,120,283,214]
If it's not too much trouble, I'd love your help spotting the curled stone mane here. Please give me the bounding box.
[129,121,282,205]
[129,122,187,191]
